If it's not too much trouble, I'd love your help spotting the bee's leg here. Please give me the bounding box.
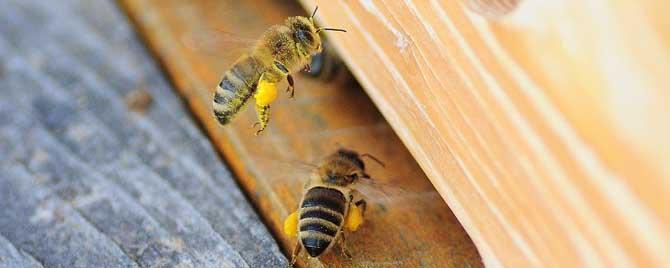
[270,60,294,98]
[354,199,367,217]
[345,200,364,232]
[288,241,302,267]
[253,72,278,135]
[338,231,353,260]
[253,104,270,135]
[286,74,295,98]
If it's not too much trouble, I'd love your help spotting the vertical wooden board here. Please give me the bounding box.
[119,0,483,267]
[296,0,670,267]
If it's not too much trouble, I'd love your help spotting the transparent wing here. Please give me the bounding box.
[173,1,284,61]
[355,175,440,207]
[251,149,438,207]
[251,152,316,185]
[180,28,258,57]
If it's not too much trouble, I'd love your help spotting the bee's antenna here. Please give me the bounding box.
[310,6,347,33]
[311,6,319,19]
[316,27,347,33]
[361,153,386,168]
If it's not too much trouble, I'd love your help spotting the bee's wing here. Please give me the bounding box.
[354,174,441,207]
[257,153,439,207]
[240,151,318,199]
[180,28,258,58]
[239,147,442,212]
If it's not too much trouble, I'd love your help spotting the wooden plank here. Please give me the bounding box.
[0,234,43,268]
[119,0,483,267]
[296,0,670,267]
[0,0,285,266]
[0,165,137,268]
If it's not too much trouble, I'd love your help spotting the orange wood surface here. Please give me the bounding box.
[119,0,482,267]
[297,0,670,267]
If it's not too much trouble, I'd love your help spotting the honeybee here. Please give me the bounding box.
[212,7,346,135]
[283,148,385,266]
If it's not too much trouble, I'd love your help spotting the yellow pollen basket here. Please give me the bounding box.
[255,79,278,106]
[345,203,364,231]
[283,210,299,237]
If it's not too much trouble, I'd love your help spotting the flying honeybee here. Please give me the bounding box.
[283,148,385,266]
[212,7,346,135]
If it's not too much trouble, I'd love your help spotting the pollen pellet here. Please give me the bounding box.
[284,211,299,237]
[255,79,278,106]
[345,203,363,231]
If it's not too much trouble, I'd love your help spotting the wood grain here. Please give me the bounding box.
[119,0,483,267]
[0,0,286,266]
[297,0,670,267]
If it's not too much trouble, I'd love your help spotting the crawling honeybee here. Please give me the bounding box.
[212,7,346,135]
[283,148,385,266]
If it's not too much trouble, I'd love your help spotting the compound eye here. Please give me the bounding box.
[296,30,314,45]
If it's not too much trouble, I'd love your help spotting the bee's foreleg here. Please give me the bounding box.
[286,74,295,98]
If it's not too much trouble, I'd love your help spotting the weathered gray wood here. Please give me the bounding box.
[0,81,248,267]
[0,0,287,267]
[0,164,138,268]
[0,99,198,267]
[0,235,44,268]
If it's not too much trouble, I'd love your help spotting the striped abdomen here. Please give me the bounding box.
[298,186,347,257]
[212,55,263,125]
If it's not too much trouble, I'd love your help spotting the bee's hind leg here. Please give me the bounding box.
[355,199,367,217]
[338,231,353,260]
[253,71,278,135]
[253,104,270,135]
[288,241,302,267]
[345,190,366,232]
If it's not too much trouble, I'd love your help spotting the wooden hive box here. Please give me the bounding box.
[298,0,670,267]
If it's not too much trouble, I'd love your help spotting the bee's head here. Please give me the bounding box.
[287,7,346,58]
[336,148,365,170]
[288,16,321,56]
[316,149,363,186]
[336,148,386,182]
